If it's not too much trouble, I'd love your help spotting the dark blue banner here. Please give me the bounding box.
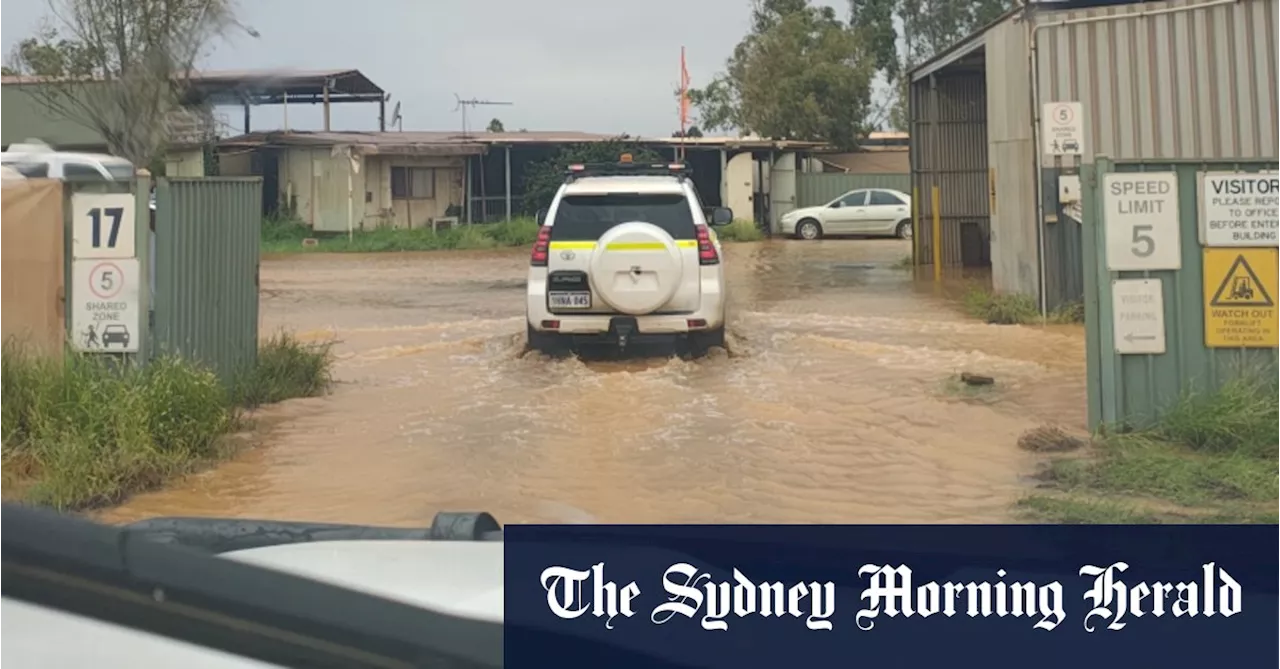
[504,525,1277,668]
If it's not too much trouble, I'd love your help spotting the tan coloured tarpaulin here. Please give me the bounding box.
[2,178,66,354]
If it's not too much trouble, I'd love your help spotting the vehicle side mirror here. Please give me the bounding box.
[709,207,733,226]
[535,208,547,226]
[830,201,843,209]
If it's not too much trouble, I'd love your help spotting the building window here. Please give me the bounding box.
[391,166,435,199]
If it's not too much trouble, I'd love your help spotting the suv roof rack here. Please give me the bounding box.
[565,159,691,182]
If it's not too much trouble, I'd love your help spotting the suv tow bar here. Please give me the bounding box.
[609,316,638,350]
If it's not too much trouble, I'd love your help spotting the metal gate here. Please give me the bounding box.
[152,177,263,382]
[1082,158,1278,430]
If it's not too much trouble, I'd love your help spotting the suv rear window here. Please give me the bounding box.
[551,194,695,241]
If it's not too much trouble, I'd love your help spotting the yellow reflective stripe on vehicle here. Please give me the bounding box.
[548,240,701,251]
[605,242,667,251]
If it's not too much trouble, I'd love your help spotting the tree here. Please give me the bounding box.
[520,139,663,214]
[671,125,703,138]
[688,0,875,149]
[487,118,505,133]
[5,0,253,167]
[850,0,1012,130]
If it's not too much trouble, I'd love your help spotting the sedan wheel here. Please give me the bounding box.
[896,220,912,240]
[797,220,821,240]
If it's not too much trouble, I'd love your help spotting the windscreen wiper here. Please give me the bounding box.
[1,503,503,669]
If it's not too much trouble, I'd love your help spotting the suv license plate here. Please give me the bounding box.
[549,291,591,309]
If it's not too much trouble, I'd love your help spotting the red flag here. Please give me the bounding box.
[679,46,690,133]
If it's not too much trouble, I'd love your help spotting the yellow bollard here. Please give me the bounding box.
[911,186,920,267]
[931,185,942,282]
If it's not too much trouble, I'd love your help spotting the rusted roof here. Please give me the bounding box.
[187,68,384,100]
[3,68,385,103]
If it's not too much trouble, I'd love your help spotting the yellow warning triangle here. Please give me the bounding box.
[1210,254,1274,308]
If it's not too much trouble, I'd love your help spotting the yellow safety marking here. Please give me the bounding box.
[605,242,667,251]
[548,240,700,251]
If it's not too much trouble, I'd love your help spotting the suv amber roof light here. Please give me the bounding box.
[619,153,633,163]
[563,161,692,181]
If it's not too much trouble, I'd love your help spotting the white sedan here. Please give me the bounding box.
[779,188,913,240]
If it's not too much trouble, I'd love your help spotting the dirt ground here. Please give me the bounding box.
[102,239,1088,526]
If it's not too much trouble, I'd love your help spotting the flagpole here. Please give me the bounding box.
[679,46,688,162]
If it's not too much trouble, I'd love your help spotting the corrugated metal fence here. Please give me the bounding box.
[1082,157,1279,430]
[795,173,911,208]
[153,177,262,383]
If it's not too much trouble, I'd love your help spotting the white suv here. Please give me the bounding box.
[525,159,734,356]
[1,140,136,180]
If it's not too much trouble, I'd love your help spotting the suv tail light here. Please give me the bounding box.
[530,225,552,266]
[696,225,719,265]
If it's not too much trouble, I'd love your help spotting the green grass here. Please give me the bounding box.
[1021,376,1279,524]
[230,332,335,408]
[962,287,1041,325]
[1,335,334,511]
[1049,300,1085,324]
[260,216,541,254]
[714,219,764,242]
[960,290,1084,326]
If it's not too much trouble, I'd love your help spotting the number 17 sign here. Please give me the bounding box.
[71,192,136,259]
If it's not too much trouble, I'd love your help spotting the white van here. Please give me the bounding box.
[0,140,136,180]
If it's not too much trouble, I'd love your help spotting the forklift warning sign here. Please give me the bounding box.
[1203,248,1278,348]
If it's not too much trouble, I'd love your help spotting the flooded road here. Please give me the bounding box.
[103,240,1086,526]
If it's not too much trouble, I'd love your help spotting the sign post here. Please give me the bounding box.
[69,192,141,354]
[1197,172,1279,247]
[1103,172,1181,271]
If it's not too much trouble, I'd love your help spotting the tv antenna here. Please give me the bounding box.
[454,94,513,138]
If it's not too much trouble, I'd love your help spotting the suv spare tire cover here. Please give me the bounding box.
[589,221,684,315]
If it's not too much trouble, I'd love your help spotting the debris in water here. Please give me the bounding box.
[1018,425,1087,453]
[960,372,995,386]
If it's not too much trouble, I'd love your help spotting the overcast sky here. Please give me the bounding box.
[2,0,857,137]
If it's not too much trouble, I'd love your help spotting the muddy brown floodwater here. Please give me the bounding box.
[101,239,1087,526]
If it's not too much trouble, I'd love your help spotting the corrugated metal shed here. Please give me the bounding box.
[907,0,1278,302]
[1034,0,1278,162]
[910,65,992,269]
[986,17,1040,297]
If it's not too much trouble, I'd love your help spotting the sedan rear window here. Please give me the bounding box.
[551,194,695,241]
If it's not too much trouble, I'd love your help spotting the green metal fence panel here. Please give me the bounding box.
[795,172,911,208]
[153,177,262,383]
[1083,158,1279,431]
